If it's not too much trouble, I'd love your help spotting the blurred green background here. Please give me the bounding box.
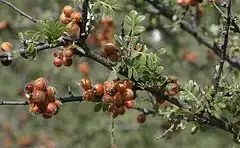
[0,0,239,147]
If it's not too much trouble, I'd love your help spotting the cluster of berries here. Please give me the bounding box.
[53,46,74,67]
[24,77,62,119]
[0,42,13,66]
[79,78,136,118]
[59,5,81,39]
[87,17,119,61]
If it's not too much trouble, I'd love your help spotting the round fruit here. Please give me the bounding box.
[124,100,136,109]
[63,6,73,17]
[80,78,92,90]
[114,93,124,107]
[102,94,113,103]
[1,42,13,52]
[104,43,117,56]
[46,103,56,113]
[124,89,135,101]
[66,22,80,37]
[83,90,94,101]
[25,83,34,94]
[70,12,81,22]
[53,57,62,67]
[46,86,56,97]
[78,63,89,75]
[137,113,146,123]
[93,84,104,96]
[59,13,71,24]
[34,77,49,91]
[62,57,73,67]
[123,80,133,89]
[115,83,126,93]
[54,100,62,109]
[29,104,40,114]
[63,48,73,57]
[30,91,46,104]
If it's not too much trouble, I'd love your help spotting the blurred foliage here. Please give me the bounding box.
[1,0,240,148]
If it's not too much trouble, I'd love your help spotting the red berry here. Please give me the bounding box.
[46,103,56,113]
[62,57,73,67]
[124,100,136,109]
[63,6,73,17]
[83,90,94,101]
[124,89,135,101]
[30,91,46,104]
[70,12,81,22]
[137,113,146,123]
[34,77,49,91]
[114,93,124,107]
[80,78,92,91]
[103,94,113,103]
[25,83,34,94]
[54,100,62,109]
[93,84,104,96]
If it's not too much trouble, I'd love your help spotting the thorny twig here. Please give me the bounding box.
[213,0,232,97]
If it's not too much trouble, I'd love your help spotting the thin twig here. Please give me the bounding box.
[111,111,115,147]
[154,123,175,140]
[0,95,83,105]
[0,0,37,23]
[213,0,232,97]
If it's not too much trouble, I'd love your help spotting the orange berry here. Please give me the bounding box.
[62,57,73,67]
[83,90,94,101]
[30,91,46,104]
[104,42,117,56]
[46,102,57,113]
[115,83,126,93]
[80,78,92,91]
[124,100,136,109]
[103,94,113,103]
[34,77,49,91]
[1,42,13,52]
[114,93,124,107]
[29,104,40,114]
[54,100,62,109]
[137,113,146,123]
[124,89,135,101]
[63,5,73,17]
[70,12,81,22]
[78,63,89,75]
[123,80,133,89]
[93,84,104,96]
[59,13,71,24]
[25,83,34,94]
[66,22,80,37]
[46,86,56,97]
[53,57,62,67]
[63,48,73,57]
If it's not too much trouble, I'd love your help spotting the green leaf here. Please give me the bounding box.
[155,66,163,74]
[124,10,145,36]
[133,68,139,81]
[94,103,103,112]
[147,55,154,70]
[128,67,133,79]
[139,54,146,65]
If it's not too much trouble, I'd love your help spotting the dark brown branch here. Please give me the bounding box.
[0,95,83,105]
[0,0,37,23]
[81,0,89,34]
[213,0,232,96]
